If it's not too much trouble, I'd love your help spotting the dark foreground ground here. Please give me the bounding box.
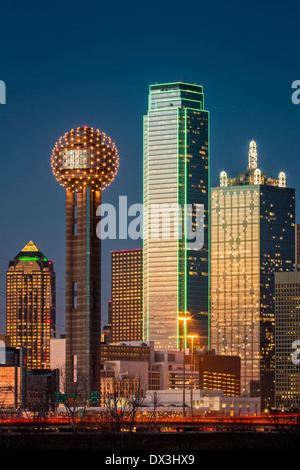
[1,431,300,450]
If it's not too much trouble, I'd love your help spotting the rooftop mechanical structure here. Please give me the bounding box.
[51,126,119,394]
[219,140,286,188]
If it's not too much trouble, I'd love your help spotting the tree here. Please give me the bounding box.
[100,372,144,449]
[16,385,51,450]
[265,405,300,448]
[57,366,89,434]
[104,374,143,430]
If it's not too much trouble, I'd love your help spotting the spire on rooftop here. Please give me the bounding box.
[21,240,40,252]
[248,140,258,170]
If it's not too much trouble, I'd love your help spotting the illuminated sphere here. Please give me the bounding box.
[51,126,119,191]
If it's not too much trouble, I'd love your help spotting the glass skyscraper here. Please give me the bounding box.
[210,141,295,408]
[143,82,209,350]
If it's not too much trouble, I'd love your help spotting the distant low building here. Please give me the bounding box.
[195,349,241,397]
[101,359,149,399]
[100,368,144,407]
[149,349,196,391]
[26,369,59,412]
[0,347,26,410]
[101,341,154,364]
[143,389,260,417]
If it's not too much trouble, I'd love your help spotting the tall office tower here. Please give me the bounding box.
[51,126,119,393]
[210,140,295,409]
[275,268,300,409]
[6,241,56,370]
[111,249,143,342]
[295,224,300,264]
[143,82,209,350]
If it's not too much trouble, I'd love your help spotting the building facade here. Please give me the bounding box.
[102,301,112,344]
[0,347,26,410]
[210,141,295,408]
[149,349,196,392]
[143,82,209,350]
[143,389,261,417]
[26,369,59,412]
[195,349,241,397]
[100,370,144,407]
[111,249,143,342]
[275,269,300,409]
[6,241,56,370]
[101,341,154,364]
[295,224,300,265]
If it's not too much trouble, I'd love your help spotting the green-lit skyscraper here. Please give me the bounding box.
[143,82,209,350]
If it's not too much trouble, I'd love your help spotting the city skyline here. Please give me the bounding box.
[1,2,300,452]
[0,0,300,339]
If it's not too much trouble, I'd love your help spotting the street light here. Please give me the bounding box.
[187,334,198,356]
[178,316,191,349]
[178,316,191,417]
[187,334,198,417]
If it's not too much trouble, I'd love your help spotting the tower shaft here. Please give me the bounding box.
[65,187,101,392]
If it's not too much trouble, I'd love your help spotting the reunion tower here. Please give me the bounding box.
[51,126,119,393]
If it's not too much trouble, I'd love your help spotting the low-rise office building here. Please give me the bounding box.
[143,389,260,416]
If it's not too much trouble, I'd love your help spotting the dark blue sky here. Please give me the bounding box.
[0,0,299,336]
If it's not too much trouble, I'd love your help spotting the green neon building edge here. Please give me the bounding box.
[181,106,210,349]
[149,81,204,92]
[184,106,188,349]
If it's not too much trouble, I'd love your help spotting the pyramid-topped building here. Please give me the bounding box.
[6,241,56,370]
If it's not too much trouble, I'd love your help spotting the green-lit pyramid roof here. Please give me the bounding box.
[13,240,48,264]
